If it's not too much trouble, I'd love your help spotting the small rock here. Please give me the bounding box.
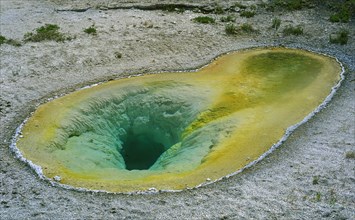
[329,34,338,41]
[99,6,108,11]
[143,20,153,28]
[114,52,122,59]
[32,189,40,195]
[202,5,214,13]
[53,175,61,182]
[322,211,331,217]
[147,188,158,193]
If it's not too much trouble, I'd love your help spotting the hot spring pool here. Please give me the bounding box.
[13,47,343,193]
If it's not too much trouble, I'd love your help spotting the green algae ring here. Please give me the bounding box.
[11,47,343,193]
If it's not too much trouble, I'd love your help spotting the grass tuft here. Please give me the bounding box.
[220,15,235,22]
[234,2,247,9]
[225,23,256,35]
[214,5,225,14]
[240,10,256,18]
[330,8,351,23]
[314,192,321,202]
[0,35,6,45]
[284,0,303,10]
[5,39,22,47]
[24,24,70,42]
[330,29,349,45]
[312,176,319,185]
[161,5,176,12]
[240,23,255,33]
[84,25,97,35]
[345,151,355,159]
[271,18,281,30]
[225,24,237,35]
[283,25,303,36]
[0,35,22,47]
[192,16,215,24]
[329,1,352,23]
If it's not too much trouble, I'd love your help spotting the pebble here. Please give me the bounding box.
[53,176,61,182]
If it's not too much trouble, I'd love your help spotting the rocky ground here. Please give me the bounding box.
[0,0,354,219]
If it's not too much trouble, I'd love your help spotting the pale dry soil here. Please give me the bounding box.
[0,0,354,219]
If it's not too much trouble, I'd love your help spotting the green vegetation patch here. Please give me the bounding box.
[24,24,71,42]
[283,25,303,36]
[84,25,97,35]
[0,35,22,47]
[240,10,256,18]
[220,15,235,22]
[192,16,215,24]
[329,0,353,23]
[0,35,6,45]
[225,23,257,35]
[282,0,303,10]
[5,39,22,47]
[161,5,176,12]
[240,23,255,33]
[329,8,351,23]
[225,24,237,35]
[314,192,322,202]
[234,2,247,9]
[345,151,355,159]
[214,5,225,14]
[312,176,319,185]
[330,29,349,45]
[271,18,281,30]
